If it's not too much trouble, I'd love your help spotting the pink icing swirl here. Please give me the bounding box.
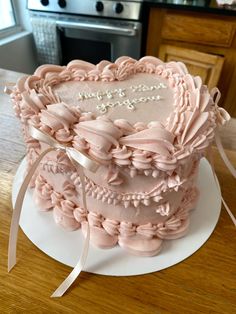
[20,89,49,123]
[120,126,174,155]
[34,64,64,78]
[73,117,122,162]
[100,67,116,82]
[63,181,77,198]
[131,150,153,170]
[60,200,76,217]
[74,206,87,223]
[180,110,210,146]
[34,175,53,210]
[166,61,188,76]
[156,207,189,239]
[119,221,136,237]
[87,212,104,228]
[59,69,72,81]
[38,85,61,104]
[102,219,120,236]
[53,205,80,231]
[136,223,157,239]
[23,75,40,91]
[53,199,80,230]
[115,57,136,80]
[137,56,163,73]
[40,110,65,132]
[40,102,79,137]
[106,166,123,186]
[67,60,95,73]
[87,68,101,81]
[51,191,64,207]
[55,128,74,143]
[35,175,52,198]
[111,146,132,166]
[73,69,87,81]
[98,61,117,81]
[73,136,90,151]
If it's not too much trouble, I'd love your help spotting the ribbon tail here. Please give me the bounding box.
[51,164,90,297]
[51,222,90,298]
[208,144,236,227]
[221,197,236,227]
[215,130,236,179]
[8,147,54,272]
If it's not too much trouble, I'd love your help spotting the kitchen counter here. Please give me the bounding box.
[144,0,236,16]
[0,68,236,313]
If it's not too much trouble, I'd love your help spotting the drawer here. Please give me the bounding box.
[162,13,236,48]
[159,44,224,90]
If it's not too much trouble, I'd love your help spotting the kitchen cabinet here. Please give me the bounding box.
[159,44,224,91]
[146,8,236,117]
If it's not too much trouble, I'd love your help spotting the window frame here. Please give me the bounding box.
[0,0,22,40]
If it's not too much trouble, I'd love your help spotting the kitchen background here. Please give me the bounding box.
[1,0,236,118]
[0,0,37,73]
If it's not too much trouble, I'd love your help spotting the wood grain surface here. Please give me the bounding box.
[161,12,236,47]
[0,69,235,314]
[146,8,236,118]
[158,44,224,91]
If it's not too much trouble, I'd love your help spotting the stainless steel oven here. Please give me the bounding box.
[28,0,144,65]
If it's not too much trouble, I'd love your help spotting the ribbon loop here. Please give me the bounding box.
[28,125,99,173]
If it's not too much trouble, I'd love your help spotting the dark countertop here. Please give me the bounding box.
[144,0,236,16]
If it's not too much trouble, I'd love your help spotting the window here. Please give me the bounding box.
[0,0,16,30]
[0,0,21,39]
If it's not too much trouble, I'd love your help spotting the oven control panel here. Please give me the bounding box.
[28,0,143,21]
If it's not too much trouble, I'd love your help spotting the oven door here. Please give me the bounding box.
[57,17,142,65]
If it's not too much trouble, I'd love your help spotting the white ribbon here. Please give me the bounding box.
[214,130,236,226]
[8,125,99,297]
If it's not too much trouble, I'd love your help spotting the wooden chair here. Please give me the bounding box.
[159,44,224,90]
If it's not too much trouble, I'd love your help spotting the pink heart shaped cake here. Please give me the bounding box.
[11,56,229,256]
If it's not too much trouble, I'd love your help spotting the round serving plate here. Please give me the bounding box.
[12,158,221,276]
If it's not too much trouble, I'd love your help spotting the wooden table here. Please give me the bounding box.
[0,68,235,314]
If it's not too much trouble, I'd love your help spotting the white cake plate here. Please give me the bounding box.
[12,158,221,276]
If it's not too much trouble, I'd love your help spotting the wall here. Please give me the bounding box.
[0,0,38,74]
[14,0,32,32]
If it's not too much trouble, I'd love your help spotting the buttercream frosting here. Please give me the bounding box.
[11,56,230,256]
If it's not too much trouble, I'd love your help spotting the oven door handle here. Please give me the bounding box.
[56,20,138,36]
